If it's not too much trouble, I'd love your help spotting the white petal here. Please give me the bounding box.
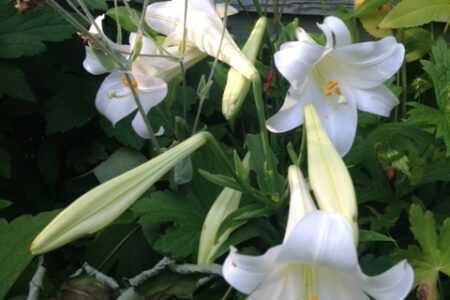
[223,246,281,294]
[324,37,405,89]
[284,166,316,242]
[95,72,137,125]
[345,84,399,117]
[312,84,358,156]
[89,15,105,34]
[215,3,238,17]
[145,1,180,36]
[83,47,109,75]
[130,80,167,139]
[248,265,304,300]
[275,41,327,89]
[129,33,158,55]
[359,260,414,300]
[266,87,305,133]
[279,211,358,272]
[316,267,370,300]
[317,16,352,48]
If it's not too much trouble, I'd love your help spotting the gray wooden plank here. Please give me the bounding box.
[229,0,353,16]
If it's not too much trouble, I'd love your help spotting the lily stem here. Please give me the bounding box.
[124,73,161,154]
[191,0,229,134]
[252,74,280,202]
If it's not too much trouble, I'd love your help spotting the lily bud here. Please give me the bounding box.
[304,103,358,241]
[30,132,210,255]
[222,17,267,120]
[284,165,316,242]
[197,154,249,264]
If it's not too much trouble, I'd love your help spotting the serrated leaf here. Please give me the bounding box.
[94,147,147,183]
[380,0,450,29]
[131,191,208,258]
[399,204,450,286]
[421,38,450,113]
[0,62,35,101]
[45,76,98,134]
[0,210,60,299]
[0,6,75,58]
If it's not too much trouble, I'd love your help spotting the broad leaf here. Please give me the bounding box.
[0,5,74,58]
[0,210,60,299]
[94,147,147,183]
[0,62,35,102]
[380,0,450,28]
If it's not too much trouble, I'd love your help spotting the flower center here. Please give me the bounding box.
[121,75,139,89]
[294,265,318,300]
[324,80,341,97]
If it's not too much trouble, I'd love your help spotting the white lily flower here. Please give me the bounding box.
[223,165,414,300]
[266,16,405,155]
[145,0,257,80]
[83,15,205,138]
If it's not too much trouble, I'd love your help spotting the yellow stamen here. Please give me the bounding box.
[121,76,138,89]
[310,296,318,300]
[325,90,333,96]
[335,87,342,95]
[326,80,338,89]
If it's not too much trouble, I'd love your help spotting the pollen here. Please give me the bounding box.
[121,75,138,89]
[324,80,342,97]
[310,296,318,300]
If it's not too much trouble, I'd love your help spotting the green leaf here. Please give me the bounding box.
[404,28,433,63]
[45,76,98,134]
[359,229,395,243]
[398,204,450,286]
[354,0,389,17]
[94,147,147,183]
[380,0,450,28]
[0,210,60,299]
[198,169,242,191]
[0,199,12,210]
[0,62,35,102]
[408,103,450,156]
[100,117,145,150]
[421,38,450,113]
[131,191,208,259]
[0,6,75,58]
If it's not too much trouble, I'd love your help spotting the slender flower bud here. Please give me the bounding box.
[222,17,267,120]
[304,103,358,241]
[197,154,250,264]
[30,132,210,255]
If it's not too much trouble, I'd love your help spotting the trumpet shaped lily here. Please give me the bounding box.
[145,0,257,80]
[223,165,414,300]
[84,15,204,138]
[266,16,405,155]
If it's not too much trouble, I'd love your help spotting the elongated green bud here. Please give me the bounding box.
[197,154,249,264]
[304,103,358,241]
[31,132,210,254]
[222,17,267,120]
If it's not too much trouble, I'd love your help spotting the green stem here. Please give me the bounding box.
[192,0,229,134]
[97,225,140,270]
[124,73,161,153]
[205,133,270,204]
[251,0,264,17]
[401,58,408,118]
[297,127,307,167]
[252,74,279,202]
[113,0,122,43]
